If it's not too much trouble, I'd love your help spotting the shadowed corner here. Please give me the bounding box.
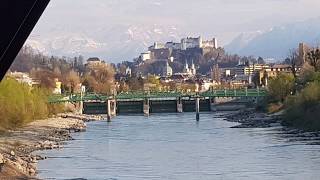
[0,0,50,81]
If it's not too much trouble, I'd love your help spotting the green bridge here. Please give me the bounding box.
[49,89,267,116]
[49,89,267,103]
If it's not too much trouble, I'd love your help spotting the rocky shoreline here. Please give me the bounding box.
[0,113,103,179]
[223,108,283,128]
[223,108,320,145]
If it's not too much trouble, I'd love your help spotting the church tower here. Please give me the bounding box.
[190,60,196,76]
[183,60,190,74]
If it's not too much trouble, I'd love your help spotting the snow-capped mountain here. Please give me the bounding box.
[27,33,106,56]
[225,17,320,60]
[224,31,264,54]
[26,24,184,62]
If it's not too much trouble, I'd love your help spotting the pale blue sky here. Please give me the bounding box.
[33,0,320,44]
[27,0,320,61]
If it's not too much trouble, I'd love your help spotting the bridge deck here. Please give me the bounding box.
[48,89,267,103]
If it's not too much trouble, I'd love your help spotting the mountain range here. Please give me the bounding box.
[225,17,320,60]
[26,17,320,62]
[27,24,184,62]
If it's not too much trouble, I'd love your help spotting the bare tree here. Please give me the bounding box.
[66,70,80,93]
[307,48,320,71]
[286,49,299,79]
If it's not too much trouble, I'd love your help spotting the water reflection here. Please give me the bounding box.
[37,113,320,180]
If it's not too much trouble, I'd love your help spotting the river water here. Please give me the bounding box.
[37,113,320,180]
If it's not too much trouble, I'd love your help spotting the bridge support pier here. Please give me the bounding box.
[79,101,84,114]
[107,99,117,120]
[196,97,200,121]
[210,97,217,112]
[143,98,150,116]
[177,97,183,113]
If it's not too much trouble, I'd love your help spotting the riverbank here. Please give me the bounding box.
[224,109,320,144]
[224,108,283,128]
[0,113,102,179]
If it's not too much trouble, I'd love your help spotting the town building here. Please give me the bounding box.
[125,66,132,76]
[85,57,105,68]
[53,78,62,94]
[9,72,39,87]
[162,61,173,77]
[224,64,270,77]
[140,51,151,61]
[244,64,270,75]
[210,63,221,83]
[258,64,292,86]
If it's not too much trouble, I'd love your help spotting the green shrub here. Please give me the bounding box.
[268,73,295,102]
[283,82,320,130]
[0,78,65,129]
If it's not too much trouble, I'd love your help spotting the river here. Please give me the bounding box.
[37,113,320,180]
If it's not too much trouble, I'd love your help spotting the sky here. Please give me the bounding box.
[29,0,320,61]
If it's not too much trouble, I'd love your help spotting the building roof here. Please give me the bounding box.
[87,57,101,62]
[271,64,291,69]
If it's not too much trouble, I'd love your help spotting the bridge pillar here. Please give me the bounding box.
[107,99,117,119]
[195,96,200,121]
[210,97,217,112]
[177,97,183,113]
[143,98,150,116]
[79,101,84,115]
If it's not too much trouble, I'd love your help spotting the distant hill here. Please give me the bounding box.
[225,17,320,60]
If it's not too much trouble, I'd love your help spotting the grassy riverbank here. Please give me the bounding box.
[283,81,320,131]
[0,78,65,131]
[266,68,320,131]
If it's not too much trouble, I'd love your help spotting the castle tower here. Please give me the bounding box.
[299,43,308,66]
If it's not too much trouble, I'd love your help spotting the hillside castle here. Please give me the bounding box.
[140,36,218,61]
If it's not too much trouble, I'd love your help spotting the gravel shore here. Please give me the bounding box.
[0,113,102,179]
[223,109,320,144]
[224,108,283,128]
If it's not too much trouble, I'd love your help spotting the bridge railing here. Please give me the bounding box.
[48,89,267,103]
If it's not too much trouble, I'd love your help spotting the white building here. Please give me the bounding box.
[183,62,191,74]
[149,42,166,50]
[202,38,218,49]
[165,42,182,50]
[163,61,173,77]
[190,60,196,75]
[140,51,151,61]
[181,36,202,50]
[183,61,196,76]
[53,78,62,94]
[85,57,105,68]
[9,72,39,87]
[126,66,132,76]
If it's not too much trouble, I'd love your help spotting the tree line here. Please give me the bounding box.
[10,46,115,94]
[266,47,320,130]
